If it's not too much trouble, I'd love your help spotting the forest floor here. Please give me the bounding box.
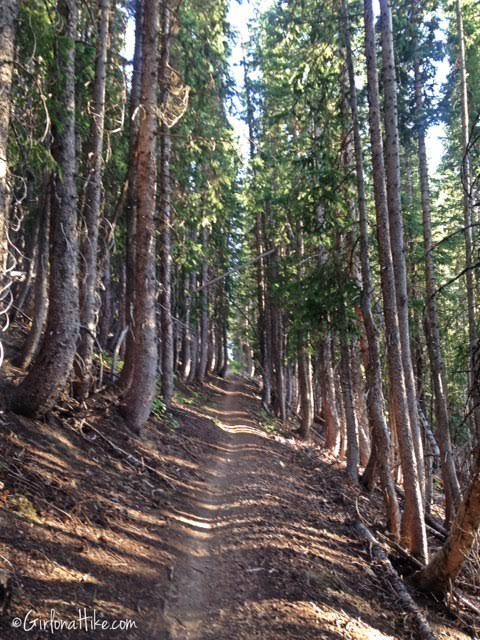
[0,374,475,639]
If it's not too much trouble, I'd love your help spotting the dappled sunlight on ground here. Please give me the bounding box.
[0,376,471,639]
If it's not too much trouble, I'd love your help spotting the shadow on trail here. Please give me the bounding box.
[163,375,400,640]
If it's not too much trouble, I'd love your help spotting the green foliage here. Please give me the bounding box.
[151,397,180,431]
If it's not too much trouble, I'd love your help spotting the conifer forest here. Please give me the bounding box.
[1,0,480,637]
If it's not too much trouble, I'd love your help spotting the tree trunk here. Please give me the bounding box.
[351,346,370,467]
[180,269,195,381]
[342,0,401,537]
[379,0,425,492]
[117,0,143,393]
[17,180,51,370]
[416,449,480,595]
[11,0,80,416]
[75,0,110,399]
[364,0,427,562]
[413,3,461,523]
[97,244,113,349]
[321,336,341,453]
[0,0,19,277]
[120,0,159,433]
[244,58,272,408]
[159,0,174,407]
[456,0,480,439]
[340,339,359,483]
[197,225,209,384]
[187,320,198,384]
[297,347,314,439]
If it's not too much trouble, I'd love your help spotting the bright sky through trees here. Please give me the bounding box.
[226,0,446,172]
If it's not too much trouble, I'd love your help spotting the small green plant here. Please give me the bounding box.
[259,410,279,434]
[151,397,180,431]
[151,397,167,419]
[9,494,43,524]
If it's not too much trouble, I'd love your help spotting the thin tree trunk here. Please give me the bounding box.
[364,0,427,561]
[75,0,110,399]
[197,225,209,384]
[297,347,314,439]
[340,339,359,483]
[244,58,272,408]
[159,0,174,407]
[120,0,159,433]
[379,0,425,493]
[321,336,341,453]
[456,0,480,439]
[342,0,401,537]
[351,346,370,467]
[187,320,198,384]
[413,3,461,523]
[0,0,19,277]
[117,0,143,393]
[97,244,113,349]
[17,180,51,370]
[181,269,195,381]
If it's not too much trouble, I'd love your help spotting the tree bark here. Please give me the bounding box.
[364,0,427,562]
[413,2,461,523]
[120,0,159,433]
[0,0,19,277]
[416,449,480,595]
[320,336,341,453]
[456,0,480,439]
[379,0,425,492]
[180,268,195,381]
[11,0,80,416]
[159,0,174,407]
[197,225,209,384]
[342,0,401,537]
[75,0,110,399]
[17,180,51,370]
[340,339,359,483]
[297,346,314,439]
[117,0,143,393]
[244,58,272,409]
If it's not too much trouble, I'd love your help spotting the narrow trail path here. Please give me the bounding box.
[162,377,403,640]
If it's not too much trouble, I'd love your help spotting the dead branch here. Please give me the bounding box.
[350,519,437,640]
[77,420,176,491]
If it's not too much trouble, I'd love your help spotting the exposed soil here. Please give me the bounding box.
[0,375,474,639]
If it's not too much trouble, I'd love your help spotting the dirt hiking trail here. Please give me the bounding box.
[0,375,469,639]
[161,376,461,640]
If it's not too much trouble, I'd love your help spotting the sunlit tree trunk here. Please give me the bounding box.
[120,0,159,432]
[244,58,272,408]
[364,0,427,561]
[0,0,19,277]
[297,346,314,439]
[380,0,425,492]
[321,336,341,453]
[342,0,401,536]
[118,0,143,393]
[416,450,480,594]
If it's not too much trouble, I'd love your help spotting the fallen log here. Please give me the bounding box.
[350,519,437,640]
